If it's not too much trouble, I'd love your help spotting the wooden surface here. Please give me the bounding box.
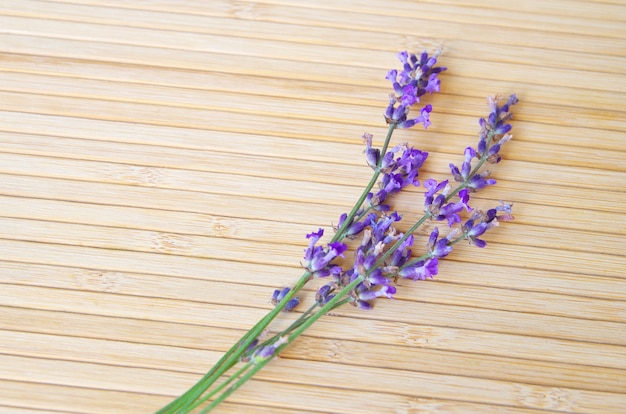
[1,1,625,413]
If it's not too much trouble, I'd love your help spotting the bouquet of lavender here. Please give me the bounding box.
[159,51,518,413]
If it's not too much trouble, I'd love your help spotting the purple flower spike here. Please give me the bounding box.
[465,220,490,248]
[462,202,514,247]
[438,201,464,226]
[424,73,442,94]
[397,147,428,180]
[462,147,476,179]
[478,94,519,155]
[254,345,276,360]
[316,284,336,305]
[370,212,402,241]
[337,212,369,237]
[384,51,445,129]
[366,269,390,286]
[400,85,418,107]
[427,227,440,250]
[368,145,429,211]
[433,238,453,258]
[449,163,462,182]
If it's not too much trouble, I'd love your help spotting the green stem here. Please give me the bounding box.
[199,276,366,413]
[243,301,319,359]
[286,279,362,340]
[158,271,312,413]
[199,354,272,413]
[190,362,253,412]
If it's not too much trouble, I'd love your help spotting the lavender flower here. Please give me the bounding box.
[363,133,380,169]
[370,212,402,244]
[384,50,446,129]
[450,147,477,182]
[303,229,347,277]
[390,234,414,267]
[398,258,439,281]
[458,188,473,212]
[462,202,514,247]
[365,144,429,211]
[423,178,468,226]
[477,94,518,154]
[270,287,300,312]
[336,212,373,237]
[423,178,449,209]
[395,146,429,185]
[316,283,336,305]
[328,211,410,310]
[383,101,432,130]
[251,336,289,363]
[388,51,446,101]
[467,172,497,192]
[427,227,453,258]
[353,283,397,310]
[161,53,518,414]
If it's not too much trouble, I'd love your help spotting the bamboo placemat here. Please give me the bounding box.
[1,0,625,413]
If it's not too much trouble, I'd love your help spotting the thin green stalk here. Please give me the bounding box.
[199,352,274,413]
[285,278,363,342]
[183,302,322,413]
[190,361,254,412]
[276,296,353,338]
[199,276,366,413]
[159,270,312,413]
[198,296,355,412]
[243,301,318,359]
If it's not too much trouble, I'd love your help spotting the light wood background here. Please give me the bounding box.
[1,1,625,413]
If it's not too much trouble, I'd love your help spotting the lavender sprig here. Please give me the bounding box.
[158,52,518,413]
